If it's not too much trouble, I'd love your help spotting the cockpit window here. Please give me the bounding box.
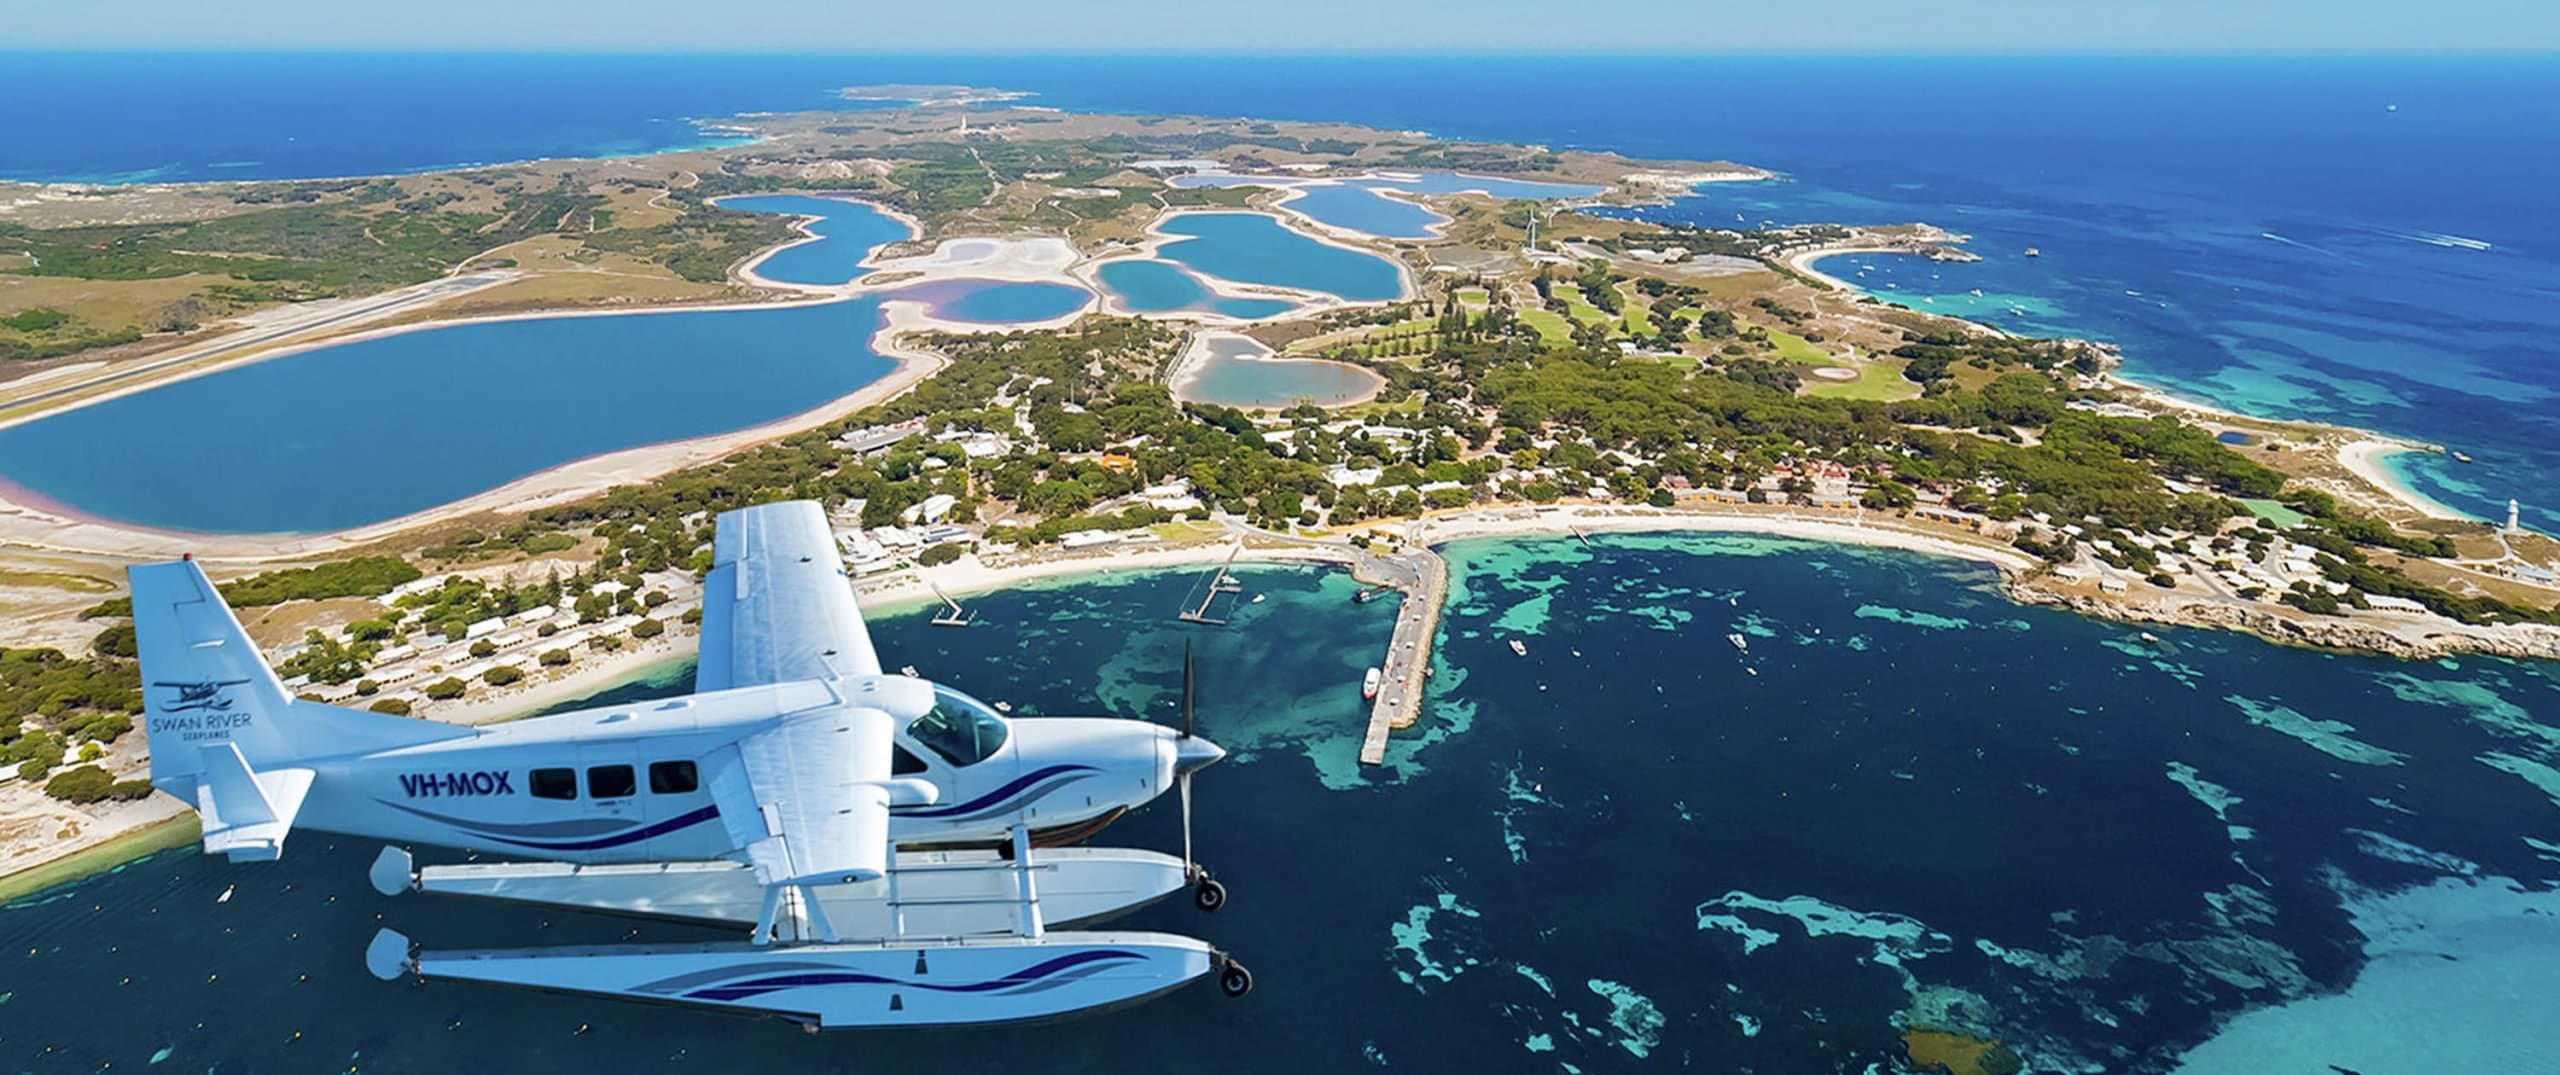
[906,685,1010,767]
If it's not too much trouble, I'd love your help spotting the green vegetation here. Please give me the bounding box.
[85,555,421,619]
[1,308,70,332]
[43,764,153,804]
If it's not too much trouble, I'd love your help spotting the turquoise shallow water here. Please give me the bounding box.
[1155,212,1404,302]
[9,537,2558,1071]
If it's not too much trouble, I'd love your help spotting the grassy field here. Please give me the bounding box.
[1805,358,1919,401]
[0,568,118,593]
[1517,307,1573,345]
[1765,327,1833,366]
[1453,287,1490,307]
[1618,285,1655,335]
[1549,284,1611,327]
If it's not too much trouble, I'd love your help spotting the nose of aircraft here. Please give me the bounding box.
[1173,735,1227,775]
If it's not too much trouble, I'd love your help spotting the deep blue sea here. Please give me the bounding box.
[8,542,2559,1072]
[11,52,2548,527]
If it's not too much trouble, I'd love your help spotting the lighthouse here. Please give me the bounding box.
[2509,499,2524,534]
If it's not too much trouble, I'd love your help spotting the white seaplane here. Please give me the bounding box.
[130,500,1249,1029]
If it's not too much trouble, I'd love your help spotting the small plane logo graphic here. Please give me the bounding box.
[153,679,250,713]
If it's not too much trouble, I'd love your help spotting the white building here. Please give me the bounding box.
[1061,530,1118,550]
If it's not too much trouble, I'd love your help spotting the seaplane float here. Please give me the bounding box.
[131,500,1249,1030]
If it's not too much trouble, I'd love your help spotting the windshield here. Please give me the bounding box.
[906,684,1011,767]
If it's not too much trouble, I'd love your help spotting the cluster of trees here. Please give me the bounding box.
[1,646,140,783]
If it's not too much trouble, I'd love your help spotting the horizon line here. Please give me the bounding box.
[6,45,2559,57]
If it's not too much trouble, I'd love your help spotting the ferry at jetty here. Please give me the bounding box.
[1362,667,1382,700]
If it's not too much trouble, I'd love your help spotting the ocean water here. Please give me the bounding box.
[1095,258,1297,319]
[0,298,900,533]
[1156,212,1406,302]
[723,194,914,286]
[8,539,2559,1071]
[1176,334,1380,409]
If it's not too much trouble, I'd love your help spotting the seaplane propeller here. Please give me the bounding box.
[1178,640,1227,913]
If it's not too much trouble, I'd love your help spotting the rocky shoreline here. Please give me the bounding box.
[2006,581,2560,662]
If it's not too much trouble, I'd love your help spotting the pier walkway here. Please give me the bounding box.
[1213,522,1447,766]
[1356,547,1447,766]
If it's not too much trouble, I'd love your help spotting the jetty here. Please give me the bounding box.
[1177,545,1246,625]
[1357,546,1448,766]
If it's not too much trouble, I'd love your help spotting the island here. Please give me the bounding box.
[2,91,2554,910]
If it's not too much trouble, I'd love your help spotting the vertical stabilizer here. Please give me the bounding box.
[127,560,474,853]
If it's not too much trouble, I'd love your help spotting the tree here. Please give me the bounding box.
[917,543,965,567]
[1647,487,1676,508]
[631,618,666,640]
[539,649,572,667]
[91,623,136,658]
[44,764,115,804]
[483,665,523,687]
[368,698,413,716]
[469,638,498,658]
[423,677,468,700]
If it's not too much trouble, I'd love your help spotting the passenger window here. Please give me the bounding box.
[530,767,577,800]
[892,745,927,776]
[587,764,637,799]
[907,685,1011,767]
[648,760,699,794]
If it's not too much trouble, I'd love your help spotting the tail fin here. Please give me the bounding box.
[129,559,471,860]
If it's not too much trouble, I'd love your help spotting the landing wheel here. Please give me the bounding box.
[1193,877,1228,913]
[1218,959,1254,998]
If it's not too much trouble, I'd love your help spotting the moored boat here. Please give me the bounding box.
[1362,667,1382,699]
[1507,639,1528,657]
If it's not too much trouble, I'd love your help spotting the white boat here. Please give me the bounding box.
[1250,594,1266,604]
[1362,667,1382,700]
[1727,633,1748,651]
[1507,639,1528,657]
[370,928,1233,1030]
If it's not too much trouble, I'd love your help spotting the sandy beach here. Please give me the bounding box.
[2336,438,2471,522]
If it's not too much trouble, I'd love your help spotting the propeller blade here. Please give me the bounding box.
[1181,639,1196,740]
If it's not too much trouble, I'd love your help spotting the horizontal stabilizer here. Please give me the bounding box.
[194,742,311,862]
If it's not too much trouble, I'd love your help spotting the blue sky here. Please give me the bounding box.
[14,0,2558,51]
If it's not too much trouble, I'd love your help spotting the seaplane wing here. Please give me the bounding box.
[706,705,900,888]
[699,501,881,691]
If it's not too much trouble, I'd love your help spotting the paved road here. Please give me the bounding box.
[0,272,510,419]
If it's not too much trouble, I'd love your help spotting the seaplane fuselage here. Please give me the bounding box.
[284,675,1214,865]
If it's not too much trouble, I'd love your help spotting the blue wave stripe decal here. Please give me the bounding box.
[684,949,1145,1003]
[893,764,1099,820]
[473,804,722,852]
